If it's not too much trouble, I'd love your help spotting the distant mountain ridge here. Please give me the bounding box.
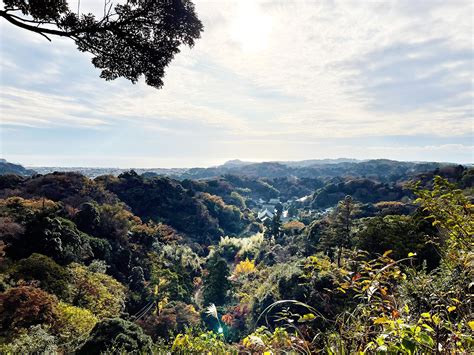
[0,158,465,181]
[220,158,361,168]
[179,159,458,181]
[0,159,36,176]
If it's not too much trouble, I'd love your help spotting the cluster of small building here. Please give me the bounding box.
[253,197,293,223]
[253,196,334,226]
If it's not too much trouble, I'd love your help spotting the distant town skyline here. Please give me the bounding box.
[1,0,473,167]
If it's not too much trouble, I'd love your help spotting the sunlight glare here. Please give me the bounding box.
[229,2,273,53]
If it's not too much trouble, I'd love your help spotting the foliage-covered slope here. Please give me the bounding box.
[0,169,472,353]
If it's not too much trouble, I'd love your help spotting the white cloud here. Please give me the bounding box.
[0,87,108,128]
[0,0,472,165]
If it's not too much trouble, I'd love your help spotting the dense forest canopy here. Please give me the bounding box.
[0,161,472,353]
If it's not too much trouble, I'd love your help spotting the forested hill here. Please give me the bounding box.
[180,159,454,181]
[0,165,471,248]
[0,164,472,353]
[0,159,36,176]
[15,158,467,180]
[0,171,260,246]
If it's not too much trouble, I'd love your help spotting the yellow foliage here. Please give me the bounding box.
[282,220,305,231]
[69,264,126,319]
[0,197,58,212]
[55,301,98,342]
[172,331,227,353]
[234,258,256,276]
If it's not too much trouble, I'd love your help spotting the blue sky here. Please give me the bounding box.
[0,0,473,168]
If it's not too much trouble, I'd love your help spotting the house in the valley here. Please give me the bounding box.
[257,208,274,223]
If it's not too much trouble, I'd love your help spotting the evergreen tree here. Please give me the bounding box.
[320,196,359,267]
[264,210,282,240]
[202,253,231,306]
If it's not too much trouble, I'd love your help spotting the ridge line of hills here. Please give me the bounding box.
[1,157,469,180]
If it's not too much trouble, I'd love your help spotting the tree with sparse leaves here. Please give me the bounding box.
[320,195,360,267]
[0,0,203,88]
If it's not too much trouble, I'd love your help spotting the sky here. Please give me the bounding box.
[0,0,473,168]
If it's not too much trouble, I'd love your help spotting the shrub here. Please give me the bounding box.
[54,301,98,347]
[241,326,306,353]
[0,286,58,332]
[0,325,58,353]
[138,301,200,340]
[218,233,264,260]
[77,318,153,354]
[234,258,256,276]
[171,329,228,353]
[11,253,71,300]
[69,264,126,319]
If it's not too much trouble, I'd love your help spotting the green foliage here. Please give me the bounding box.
[171,329,228,353]
[203,253,232,306]
[105,172,228,243]
[319,195,360,266]
[240,262,307,329]
[414,176,473,255]
[39,216,95,264]
[218,233,265,260]
[0,325,58,353]
[150,266,192,304]
[15,172,115,207]
[75,201,101,236]
[77,318,153,355]
[312,178,407,208]
[230,191,247,209]
[357,214,440,269]
[4,212,95,264]
[330,252,473,353]
[69,264,126,319]
[54,301,98,348]
[138,301,200,340]
[301,254,353,320]
[261,178,474,353]
[222,174,279,200]
[305,219,330,255]
[96,203,140,242]
[0,169,471,354]
[10,253,71,300]
[148,245,201,304]
[200,192,245,235]
[241,326,305,353]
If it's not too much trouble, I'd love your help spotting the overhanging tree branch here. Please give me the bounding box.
[0,0,203,89]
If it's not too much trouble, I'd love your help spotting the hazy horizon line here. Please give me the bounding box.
[14,157,472,171]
